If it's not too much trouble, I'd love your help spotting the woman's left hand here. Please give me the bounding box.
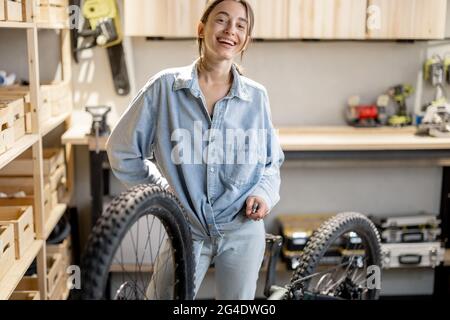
[245,196,269,221]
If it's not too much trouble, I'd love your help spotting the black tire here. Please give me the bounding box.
[79,184,195,300]
[290,212,382,300]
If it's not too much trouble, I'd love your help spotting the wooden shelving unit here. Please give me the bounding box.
[0,0,73,300]
[0,240,43,300]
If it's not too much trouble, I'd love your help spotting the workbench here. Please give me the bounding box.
[62,124,450,297]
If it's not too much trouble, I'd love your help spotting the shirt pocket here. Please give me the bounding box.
[222,144,265,188]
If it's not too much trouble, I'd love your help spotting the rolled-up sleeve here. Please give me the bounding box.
[106,77,167,189]
[250,89,285,211]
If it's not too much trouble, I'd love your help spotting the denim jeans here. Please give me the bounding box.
[146,214,266,300]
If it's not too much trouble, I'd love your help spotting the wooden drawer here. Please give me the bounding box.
[0,184,53,224]
[5,0,24,22]
[0,148,65,176]
[9,291,40,300]
[46,252,64,296]
[0,224,15,281]
[0,206,35,259]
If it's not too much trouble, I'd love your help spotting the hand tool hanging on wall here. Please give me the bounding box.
[70,0,130,96]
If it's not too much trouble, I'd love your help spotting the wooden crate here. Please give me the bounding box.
[46,252,64,296]
[5,0,24,22]
[0,98,25,152]
[0,84,53,124]
[0,148,65,176]
[9,291,40,300]
[0,184,53,224]
[0,224,15,281]
[0,206,35,259]
[0,164,66,191]
[0,0,5,20]
[41,81,72,117]
[34,0,68,25]
[47,235,71,267]
[0,90,32,133]
[0,97,25,121]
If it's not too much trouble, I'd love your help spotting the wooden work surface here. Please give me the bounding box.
[278,126,450,151]
[62,125,450,152]
[61,124,108,151]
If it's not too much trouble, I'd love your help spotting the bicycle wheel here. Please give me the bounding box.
[288,212,382,300]
[79,184,195,300]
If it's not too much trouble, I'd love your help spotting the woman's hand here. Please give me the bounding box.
[245,196,269,221]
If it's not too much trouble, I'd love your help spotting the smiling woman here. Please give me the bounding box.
[105,0,285,300]
[198,0,254,66]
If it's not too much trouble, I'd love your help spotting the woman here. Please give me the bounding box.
[106,0,284,299]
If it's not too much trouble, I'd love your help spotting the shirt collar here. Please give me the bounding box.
[173,58,252,102]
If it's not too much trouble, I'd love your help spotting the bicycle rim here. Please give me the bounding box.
[79,184,195,300]
[289,212,382,300]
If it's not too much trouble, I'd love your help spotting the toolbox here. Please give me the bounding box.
[381,242,444,268]
[370,214,441,243]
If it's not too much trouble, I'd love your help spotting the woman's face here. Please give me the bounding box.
[199,0,249,62]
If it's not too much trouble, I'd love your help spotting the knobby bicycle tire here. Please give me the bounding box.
[79,184,195,300]
[290,212,382,300]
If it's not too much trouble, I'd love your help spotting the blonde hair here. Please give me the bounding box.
[197,0,254,74]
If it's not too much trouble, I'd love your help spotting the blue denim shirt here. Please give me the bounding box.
[106,59,284,240]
